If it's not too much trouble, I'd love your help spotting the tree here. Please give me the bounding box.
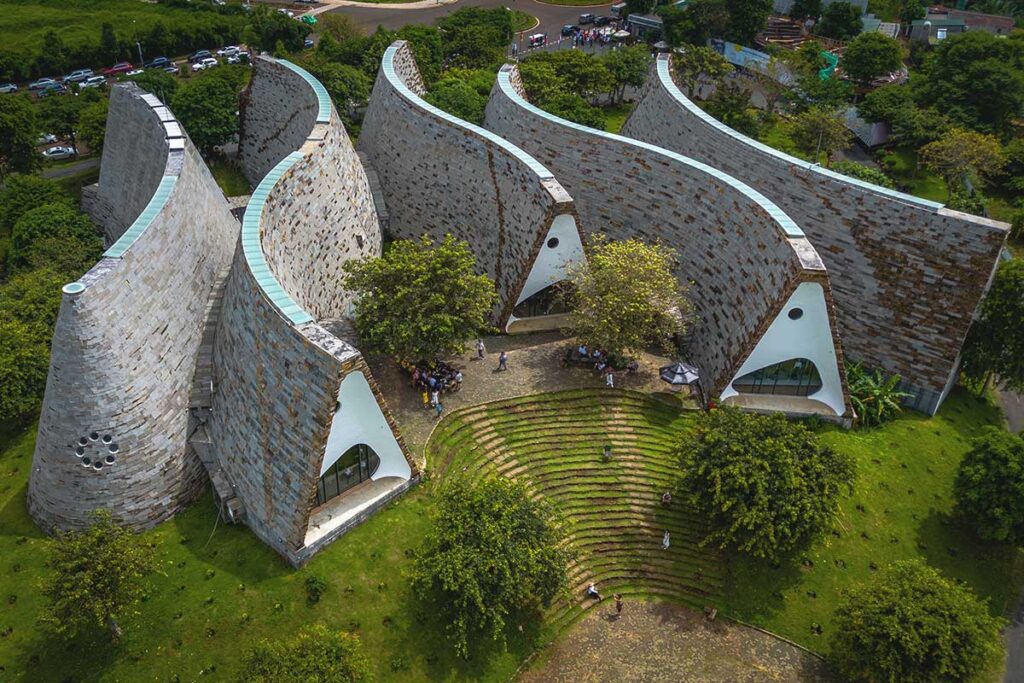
[437,8,511,71]
[791,72,851,112]
[171,76,238,154]
[567,237,690,357]
[603,46,651,104]
[41,510,157,640]
[831,560,1004,683]
[915,31,1024,135]
[947,189,987,216]
[1000,138,1024,194]
[426,78,487,124]
[955,428,1024,545]
[343,235,496,363]
[660,0,731,47]
[0,94,39,178]
[817,1,863,40]
[242,4,311,53]
[920,128,1004,196]
[526,50,613,98]
[543,93,607,129]
[127,69,179,103]
[624,0,657,16]
[705,81,760,136]
[0,175,69,231]
[845,362,908,427]
[724,0,773,44]
[961,260,1024,393]
[673,46,733,97]
[830,160,895,189]
[302,59,371,126]
[674,407,856,561]
[789,0,822,20]
[99,22,120,63]
[38,94,83,154]
[790,106,852,165]
[239,624,372,682]
[317,13,364,44]
[0,267,69,354]
[77,98,110,154]
[0,318,50,423]
[841,33,903,87]
[10,203,101,270]
[411,477,571,657]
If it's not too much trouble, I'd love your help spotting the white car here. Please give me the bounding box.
[124,69,144,77]
[216,45,240,57]
[278,8,294,17]
[192,57,219,72]
[42,145,77,161]
[37,133,58,145]
[226,52,250,64]
[79,75,107,90]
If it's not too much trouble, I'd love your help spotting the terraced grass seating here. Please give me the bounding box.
[428,389,723,631]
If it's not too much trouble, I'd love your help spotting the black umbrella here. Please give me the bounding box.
[659,361,700,386]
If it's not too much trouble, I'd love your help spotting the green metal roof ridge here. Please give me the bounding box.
[241,151,315,325]
[496,66,806,239]
[275,58,332,124]
[104,175,179,258]
[384,44,554,181]
[655,56,944,211]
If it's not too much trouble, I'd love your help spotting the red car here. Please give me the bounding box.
[102,62,134,76]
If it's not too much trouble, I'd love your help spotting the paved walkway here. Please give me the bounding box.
[520,600,832,682]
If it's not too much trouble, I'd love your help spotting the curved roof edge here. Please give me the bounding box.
[654,56,944,211]
[242,151,314,326]
[496,65,806,240]
[275,58,331,124]
[384,43,555,183]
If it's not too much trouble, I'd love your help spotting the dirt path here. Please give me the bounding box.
[521,600,832,683]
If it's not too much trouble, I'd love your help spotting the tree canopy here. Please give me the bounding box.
[41,510,158,640]
[955,427,1024,545]
[723,0,773,44]
[674,407,856,561]
[962,259,1024,393]
[411,477,571,657]
[0,94,39,178]
[567,237,691,358]
[660,0,731,47]
[841,33,903,87]
[171,74,239,154]
[705,81,760,136]
[0,175,70,231]
[830,160,895,189]
[831,559,1004,682]
[10,203,101,270]
[817,1,863,40]
[239,624,372,683]
[790,106,853,165]
[920,128,1005,196]
[673,45,733,97]
[343,235,496,363]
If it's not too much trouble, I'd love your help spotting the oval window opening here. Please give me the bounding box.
[788,308,803,320]
[547,237,559,249]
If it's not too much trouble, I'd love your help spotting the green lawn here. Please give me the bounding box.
[876,147,948,203]
[510,10,538,33]
[208,158,252,197]
[757,116,827,165]
[602,102,634,134]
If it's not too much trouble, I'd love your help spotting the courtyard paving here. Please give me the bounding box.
[520,600,833,683]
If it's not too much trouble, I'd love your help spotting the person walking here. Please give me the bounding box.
[435,401,444,420]
[475,338,486,360]
[662,530,671,550]
[614,593,623,615]
[605,372,614,388]
[497,350,509,371]
[430,389,439,408]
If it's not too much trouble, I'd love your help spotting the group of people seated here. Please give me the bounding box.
[408,361,463,396]
[563,344,640,376]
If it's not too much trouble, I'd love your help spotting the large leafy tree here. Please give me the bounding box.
[962,260,1024,393]
[542,92,607,129]
[411,477,571,657]
[41,511,157,640]
[791,72,852,112]
[955,427,1024,544]
[841,33,903,87]
[302,58,371,127]
[674,407,856,561]
[660,0,731,47]
[343,235,496,363]
[426,78,487,124]
[790,106,852,166]
[831,560,1004,682]
[724,0,773,44]
[77,97,110,154]
[817,1,863,40]
[171,76,239,154]
[603,46,651,104]
[789,0,822,20]
[126,69,179,104]
[567,236,691,357]
[437,8,510,71]
[921,128,1004,197]
[830,160,895,189]
[242,3,311,53]
[845,362,908,427]
[0,318,51,423]
[38,95,84,153]
[0,175,69,231]
[10,203,101,270]
[705,81,760,136]
[673,45,733,97]
[239,624,372,683]
[0,94,39,179]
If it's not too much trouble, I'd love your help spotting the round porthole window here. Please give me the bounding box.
[108,443,119,454]
[788,308,804,320]
[82,457,91,467]
[75,447,85,457]
[89,432,99,441]
[93,462,103,470]
[78,437,88,446]
[547,237,560,249]
[102,435,112,444]
[105,455,116,465]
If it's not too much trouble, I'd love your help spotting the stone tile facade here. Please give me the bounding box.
[484,66,849,409]
[28,84,240,532]
[358,41,582,326]
[621,56,1008,413]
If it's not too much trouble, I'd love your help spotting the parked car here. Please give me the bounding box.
[579,13,595,24]
[28,77,57,91]
[42,145,77,161]
[124,69,144,77]
[561,24,577,36]
[102,62,134,76]
[304,38,315,49]
[38,82,67,96]
[162,64,180,74]
[145,56,171,69]
[62,69,94,84]
[528,33,546,48]
[226,52,250,64]
[278,8,294,17]
[216,45,239,57]
[0,83,17,94]
[37,133,58,145]
[79,75,107,90]
[188,49,212,63]
[594,15,613,26]
[192,57,219,72]
[300,15,317,25]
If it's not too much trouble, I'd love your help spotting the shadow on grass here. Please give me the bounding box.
[0,484,45,539]
[15,626,124,683]
[720,552,816,625]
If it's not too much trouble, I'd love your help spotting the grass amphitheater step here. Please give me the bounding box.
[431,389,723,630]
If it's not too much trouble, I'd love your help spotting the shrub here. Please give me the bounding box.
[304,575,328,604]
[830,160,895,189]
[239,624,372,682]
[846,362,908,427]
[954,427,1024,544]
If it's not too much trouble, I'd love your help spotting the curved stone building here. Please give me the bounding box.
[206,57,417,565]
[485,65,852,420]
[29,84,240,531]
[359,41,586,331]
[621,55,1008,414]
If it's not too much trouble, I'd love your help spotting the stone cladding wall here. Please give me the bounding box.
[484,66,841,399]
[28,84,239,532]
[238,56,318,186]
[209,57,416,564]
[621,56,1008,412]
[82,86,172,244]
[358,41,580,326]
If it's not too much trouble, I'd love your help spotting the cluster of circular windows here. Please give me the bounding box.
[71,432,118,470]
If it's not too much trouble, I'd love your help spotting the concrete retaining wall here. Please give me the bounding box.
[359,41,583,327]
[28,84,239,532]
[621,56,1008,413]
[484,65,849,411]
